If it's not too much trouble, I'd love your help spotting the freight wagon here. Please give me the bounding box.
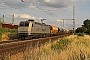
[1,23,18,29]
[49,25,59,36]
[18,19,50,39]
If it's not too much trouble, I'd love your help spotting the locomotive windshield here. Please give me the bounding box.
[19,22,29,27]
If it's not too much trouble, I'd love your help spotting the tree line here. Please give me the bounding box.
[76,19,90,35]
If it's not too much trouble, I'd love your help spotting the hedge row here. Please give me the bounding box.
[0,27,18,39]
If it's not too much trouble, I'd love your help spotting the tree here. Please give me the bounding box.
[82,19,90,34]
[76,26,87,33]
[82,19,90,29]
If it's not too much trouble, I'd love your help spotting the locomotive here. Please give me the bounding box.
[18,19,68,39]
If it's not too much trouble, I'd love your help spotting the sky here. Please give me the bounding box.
[0,0,90,30]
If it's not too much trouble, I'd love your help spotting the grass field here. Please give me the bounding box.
[5,35,90,60]
[23,35,90,60]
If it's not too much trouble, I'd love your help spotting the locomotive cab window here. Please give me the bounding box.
[25,22,29,27]
[19,22,29,27]
[19,22,24,27]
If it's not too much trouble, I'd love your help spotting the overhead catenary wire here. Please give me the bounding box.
[12,0,38,17]
[25,0,58,19]
[1,0,59,20]
[0,0,42,24]
[0,0,62,26]
[42,0,59,18]
[34,0,59,19]
[1,0,39,19]
[9,0,55,20]
[29,0,64,27]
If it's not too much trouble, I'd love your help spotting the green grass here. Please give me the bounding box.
[77,33,84,36]
[3,35,90,60]
[0,27,18,40]
[51,38,71,50]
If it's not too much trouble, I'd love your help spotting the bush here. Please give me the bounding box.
[77,33,84,36]
[51,38,71,50]
[0,27,18,39]
[0,32,2,39]
[10,29,18,33]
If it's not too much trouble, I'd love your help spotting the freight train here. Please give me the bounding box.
[18,19,68,39]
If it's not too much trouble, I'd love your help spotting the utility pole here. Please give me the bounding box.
[2,15,4,23]
[0,18,1,23]
[62,6,75,34]
[0,18,1,26]
[12,15,14,24]
[73,6,75,34]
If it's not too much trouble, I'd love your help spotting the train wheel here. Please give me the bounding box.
[18,35,25,40]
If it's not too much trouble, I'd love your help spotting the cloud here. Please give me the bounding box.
[28,4,37,9]
[56,19,63,22]
[0,2,10,9]
[53,19,63,23]
[45,0,56,4]
[0,0,32,9]
[14,14,35,19]
[0,0,88,10]
[37,0,78,8]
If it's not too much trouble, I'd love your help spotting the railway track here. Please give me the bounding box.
[0,35,68,50]
[0,34,69,59]
[0,34,69,51]
[0,40,21,44]
[0,34,67,44]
